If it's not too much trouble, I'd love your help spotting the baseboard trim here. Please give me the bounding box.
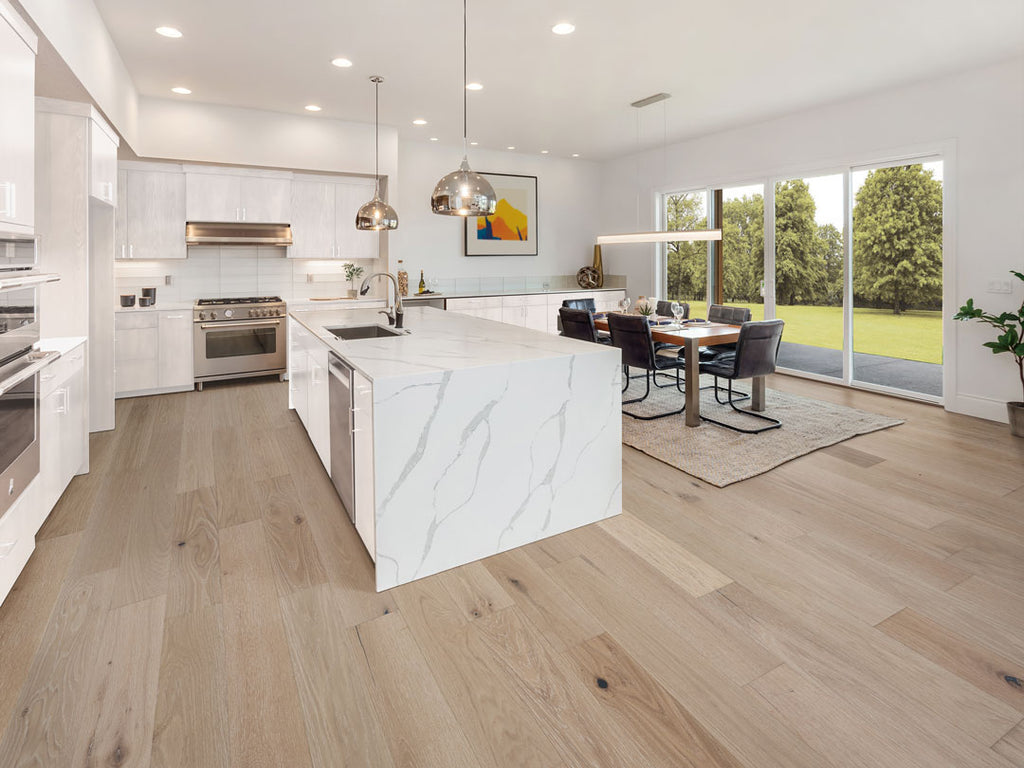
[947,393,1010,424]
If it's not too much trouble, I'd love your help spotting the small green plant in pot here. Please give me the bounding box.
[344,263,365,298]
[953,269,1024,437]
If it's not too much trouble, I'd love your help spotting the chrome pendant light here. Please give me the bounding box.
[430,0,497,217]
[356,76,399,231]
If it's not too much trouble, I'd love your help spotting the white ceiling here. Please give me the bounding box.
[92,0,1024,160]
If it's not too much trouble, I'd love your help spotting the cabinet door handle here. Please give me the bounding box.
[0,182,14,218]
[242,207,246,221]
[121,244,126,259]
[55,387,68,414]
[164,314,184,319]
[129,244,134,259]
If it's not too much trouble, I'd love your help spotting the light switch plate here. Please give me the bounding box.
[986,279,1012,294]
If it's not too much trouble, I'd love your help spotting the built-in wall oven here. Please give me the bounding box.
[193,296,287,389]
[0,267,60,518]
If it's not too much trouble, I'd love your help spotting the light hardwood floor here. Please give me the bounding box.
[0,375,1022,768]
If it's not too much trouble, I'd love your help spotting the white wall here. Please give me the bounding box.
[16,0,139,146]
[599,56,1024,422]
[393,140,602,281]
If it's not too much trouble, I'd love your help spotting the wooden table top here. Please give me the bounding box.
[593,315,740,346]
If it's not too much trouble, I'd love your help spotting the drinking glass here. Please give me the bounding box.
[670,302,684,325]
[618,296,631,313]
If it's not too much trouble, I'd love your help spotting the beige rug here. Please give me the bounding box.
[621,375,903,487]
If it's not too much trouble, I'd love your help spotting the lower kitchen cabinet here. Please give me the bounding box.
[445,290,626,334]
[115,310,194,397]
[0,478,37,607]
[38,341,87,533]
[288,318,329,473]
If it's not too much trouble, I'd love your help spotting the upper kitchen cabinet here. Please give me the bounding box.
[289,175,376,260]
[185,167,292,223]
[90,119,118,206]
[118,162,186,260]
[0,1,37,234]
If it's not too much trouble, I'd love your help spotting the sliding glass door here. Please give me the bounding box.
[773,173,845,378]
[721,184,765,321]
[664,190,709,309]
[851,161,943,397]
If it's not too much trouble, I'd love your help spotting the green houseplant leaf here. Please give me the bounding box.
[954,269,1024,402]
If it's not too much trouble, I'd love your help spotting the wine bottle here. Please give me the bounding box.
[418,269,426,294]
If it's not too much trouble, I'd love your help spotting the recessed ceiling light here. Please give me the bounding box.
[331,57,353,68]
[155,26,182,38]
[506,146,516,150]
[412,119,427,125]
[430,137,439,142]
[465,82,483,91]
[551,22,575,35]
[305,104,322,112]
[572,153,580,157]
[541,149,549,154]
[171,86,191,95]
[470,141,478,146]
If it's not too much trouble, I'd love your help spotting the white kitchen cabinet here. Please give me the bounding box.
[289,180,335,259]
[38,342,87,532]
[90,119,117,205]
[352,369,375,559]
[0,2,36,233]
[288,319,310,426]
[289,177,376,260]
[501,294,549,332]
[118,165,187,260]
[0,478,37,607]
[158,312,193,389]
[334,181,377,261]
[186,169,291,223]
[116,310,194,396]
[446,296,502,322]
[306,346,330,472]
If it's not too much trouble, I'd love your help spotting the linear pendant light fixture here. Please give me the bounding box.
[356,76,399,231]
[596,92,720,246]
[429,0,497,217]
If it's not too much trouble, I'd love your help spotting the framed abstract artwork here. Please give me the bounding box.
[464,172,538,256]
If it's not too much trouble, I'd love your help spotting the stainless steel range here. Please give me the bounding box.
[193,296,287,389]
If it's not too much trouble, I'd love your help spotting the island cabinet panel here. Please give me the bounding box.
[288,320,311,426]
[307,345,330,473]
[0,478,37,607]
[115,311,194,397]
[352,370,375,559]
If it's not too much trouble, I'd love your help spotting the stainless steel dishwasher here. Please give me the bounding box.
[328,353,355,522]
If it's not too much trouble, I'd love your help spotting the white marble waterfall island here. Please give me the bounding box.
[288,305,622,591]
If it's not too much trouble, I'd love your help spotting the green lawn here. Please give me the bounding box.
[724,303,943,364]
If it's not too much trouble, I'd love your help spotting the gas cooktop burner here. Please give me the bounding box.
[196,296,283,306]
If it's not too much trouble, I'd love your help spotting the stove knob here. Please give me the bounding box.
[262,309,270,317]
[210,311,217,320]
[199,311,205,321]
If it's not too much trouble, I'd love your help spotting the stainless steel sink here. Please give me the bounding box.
[326,324,407,340]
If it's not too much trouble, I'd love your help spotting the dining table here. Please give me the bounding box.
[593,314,765,427]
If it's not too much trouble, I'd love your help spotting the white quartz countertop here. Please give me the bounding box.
[289,305,614,382]
[35,336,87,356]
[401,286,625,301]
[115,301,193,313]
[289,298,386,310]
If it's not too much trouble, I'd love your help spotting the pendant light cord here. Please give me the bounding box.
[375,79,380,197]
[463,0,468,155]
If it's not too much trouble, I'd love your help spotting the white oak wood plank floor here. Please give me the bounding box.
[0,374,1021,768]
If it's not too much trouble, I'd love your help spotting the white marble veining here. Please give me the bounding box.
[292,305,622,591]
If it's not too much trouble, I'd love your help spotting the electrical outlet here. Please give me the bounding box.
[986,279,1012,294]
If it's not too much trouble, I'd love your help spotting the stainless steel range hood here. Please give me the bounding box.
[185,222,293,246]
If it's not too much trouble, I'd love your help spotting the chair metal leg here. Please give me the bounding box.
[621,369,686,420]
[700,379,780,433]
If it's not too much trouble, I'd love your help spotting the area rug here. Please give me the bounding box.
[621,375,904,487]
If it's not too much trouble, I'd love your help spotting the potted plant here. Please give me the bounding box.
[954,269,1024,437]
[635,296,655,318]
[344,263,365,299]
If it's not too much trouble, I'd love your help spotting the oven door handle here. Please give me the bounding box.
[0,350,59,395]
[199,320,282,330]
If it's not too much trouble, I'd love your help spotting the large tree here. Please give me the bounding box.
[774,180,826,306]
[722,194,764,303]
[852,165,942,314]
[816,223,843,306]
[665,192,707,301]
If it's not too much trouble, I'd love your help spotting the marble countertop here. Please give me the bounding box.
[289,305,614,382]
[401,286,625,301]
